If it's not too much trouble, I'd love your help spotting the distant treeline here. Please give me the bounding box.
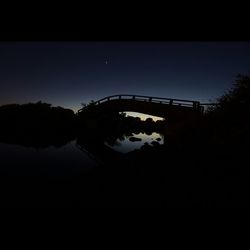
[0,101,76,147]
[0,101,75,131]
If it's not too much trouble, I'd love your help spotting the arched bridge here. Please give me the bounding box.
[79,94,207,120]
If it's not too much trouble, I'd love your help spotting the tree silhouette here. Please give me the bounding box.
[210,72,250,115]
[206,71,250,145]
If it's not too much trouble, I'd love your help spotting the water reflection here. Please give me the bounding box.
[105,132,163,153]
[0,140,98,176]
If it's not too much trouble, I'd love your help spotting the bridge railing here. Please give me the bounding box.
[94,94,202,111]
[199,103,219,112]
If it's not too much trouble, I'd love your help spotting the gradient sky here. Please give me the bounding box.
[0,42,250,112]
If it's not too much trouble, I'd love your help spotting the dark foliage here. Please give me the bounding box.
[204,72,250,146]
[0,101,75,148]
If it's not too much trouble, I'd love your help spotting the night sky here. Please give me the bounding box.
[1,42,250,112]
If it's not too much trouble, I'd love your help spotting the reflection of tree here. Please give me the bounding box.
[106,138,122,147]
[105,132,126,146]
[76,106,168,149]
[105,115,166,145]
[133,130,140,135]
[124,132,133,137]
[118,134,126,141]
[145,130,152,136]
[119,112,127,118]
[145,117,153,123]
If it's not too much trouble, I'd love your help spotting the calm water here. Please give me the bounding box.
[0,140,98,177]
[105,132,164,153]
[1,134,243,207]
[0,135,163,207]
[0,140,102,207]
[0,132,163,181]
[0,132,163,177]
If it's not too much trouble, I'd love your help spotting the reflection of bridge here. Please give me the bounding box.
[80,94,205,120]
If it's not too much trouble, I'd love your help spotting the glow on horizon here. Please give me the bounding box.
[124,112,164,121]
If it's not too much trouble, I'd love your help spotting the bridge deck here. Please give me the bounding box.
[79,94,217,118]
[78,94,210,120]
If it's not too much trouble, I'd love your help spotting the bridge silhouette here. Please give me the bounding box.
[79,94,207,121]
